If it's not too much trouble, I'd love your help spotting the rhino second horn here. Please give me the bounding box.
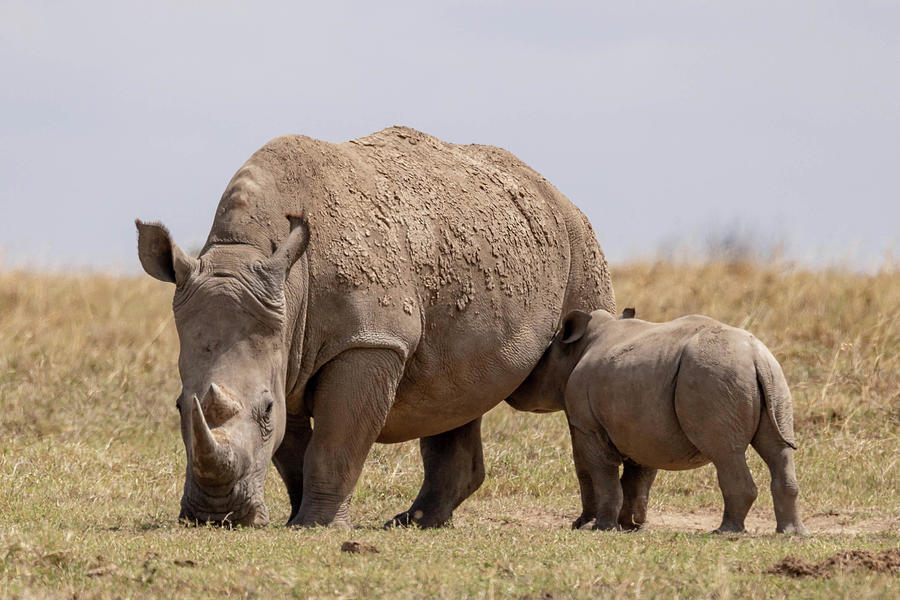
[190,395,236,483]
[202,383,241,426]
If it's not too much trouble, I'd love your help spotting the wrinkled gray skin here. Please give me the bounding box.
[135,127,615,528]
[514,309,808,535]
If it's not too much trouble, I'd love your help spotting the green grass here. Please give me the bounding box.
[1,262,898,598]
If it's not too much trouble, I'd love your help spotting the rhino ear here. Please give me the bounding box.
[263,212,310,279]
[560,310,592,344]
[135,219,197,284]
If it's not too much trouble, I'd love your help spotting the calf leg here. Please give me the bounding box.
[752,414,808,534]
[674,349,759,534]
[386,417,485,528]
[568,424,623,531]
[288,348,403,528]
[570,424,599,529]
[711,453,757,533]
[618,460,657,530]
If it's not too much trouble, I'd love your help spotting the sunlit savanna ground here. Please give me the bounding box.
[1,261,898,598]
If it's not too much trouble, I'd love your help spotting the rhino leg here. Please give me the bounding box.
[568,425,623,531]
[751,413,808,534]
[385,417,485,529]
[288,348,403,528]
[618,460,657,530]
[711,452,758,533]
[272,414,312,523]
[570,429,598,530]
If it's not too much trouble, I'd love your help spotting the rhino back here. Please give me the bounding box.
[568,316,723,468]
[205,126,614,438]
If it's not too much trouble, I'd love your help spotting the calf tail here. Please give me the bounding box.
[753,339,797,449]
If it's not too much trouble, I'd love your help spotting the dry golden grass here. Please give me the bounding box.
[0,261,898,598]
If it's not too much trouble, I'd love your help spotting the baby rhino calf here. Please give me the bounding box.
[515,309,807,535]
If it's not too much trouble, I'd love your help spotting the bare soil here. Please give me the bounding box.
[472,504,899,535]
[767,549,900,578]
[649,509,899,535]
[340,541,379,554]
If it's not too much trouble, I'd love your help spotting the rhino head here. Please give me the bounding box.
[135,214,309,527]
[507,309,607,413]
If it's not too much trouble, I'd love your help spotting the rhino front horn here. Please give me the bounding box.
[190,395,239,483]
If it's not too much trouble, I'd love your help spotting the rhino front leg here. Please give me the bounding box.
[385,417,485,528]
[288,348,403,528]
[568,424,623,531]
[272,414,312,523]
[618,460,657,530]
[569,423,599,529]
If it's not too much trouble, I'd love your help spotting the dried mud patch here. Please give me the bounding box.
[767,549,900,578]
[649,509,899,535]
[460,501,899,535]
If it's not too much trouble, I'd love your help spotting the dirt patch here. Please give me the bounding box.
[767,549,900,578]
[648,509,899,535]
[462,501,899,535]
[341,541,379,555]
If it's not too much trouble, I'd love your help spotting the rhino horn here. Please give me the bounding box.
[261,212,310,279]
[190,395,238,483]
[201,383,240,426]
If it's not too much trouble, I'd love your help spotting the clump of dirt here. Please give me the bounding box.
[768,549,900,578]
[341,541,379,555]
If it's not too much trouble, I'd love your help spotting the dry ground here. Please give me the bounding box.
[1,260,898,598]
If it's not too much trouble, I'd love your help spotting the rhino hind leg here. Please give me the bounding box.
[751,412,808,534]
[289,348,404,528]
[709,452,758,533]
[618,460,657,530]
[385,417,485,529]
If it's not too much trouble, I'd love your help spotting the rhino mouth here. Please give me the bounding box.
[179,479,268,527]
[179,498,268,527]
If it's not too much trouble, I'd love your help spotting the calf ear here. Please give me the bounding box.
[263,212,310,279]
[560,310,592,344]
[135,219,197,284]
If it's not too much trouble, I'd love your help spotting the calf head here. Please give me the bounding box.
[136,214,309,527]
[508,309,598,412]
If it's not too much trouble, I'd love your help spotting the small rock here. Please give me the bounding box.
[173,559,196,567]
[341,541,379,554]
[85,564,119,577]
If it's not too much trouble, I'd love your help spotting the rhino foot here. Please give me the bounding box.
[383,509,449,529]
[618,520,646,532]
[286,516,351,529]
[711,524,746,535]
[286,496,352,529]
[592,520,623,532]
[571,515,595,530]
[777,522,810,536]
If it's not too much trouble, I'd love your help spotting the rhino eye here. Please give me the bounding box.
[256,399,274,441]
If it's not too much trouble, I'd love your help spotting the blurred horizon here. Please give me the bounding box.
[1,2,897,273]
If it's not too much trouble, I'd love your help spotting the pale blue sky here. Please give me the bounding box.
[1,1,897,271]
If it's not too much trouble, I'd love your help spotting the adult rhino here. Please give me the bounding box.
[136,126,615,528]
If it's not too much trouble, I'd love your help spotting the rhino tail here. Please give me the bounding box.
[753,339,797,450]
